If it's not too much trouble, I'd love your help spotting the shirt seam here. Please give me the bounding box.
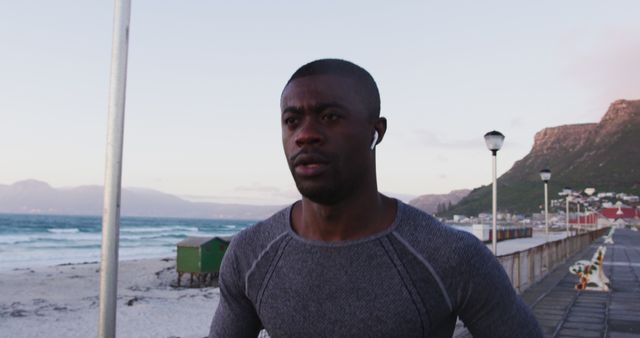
[244,231,289,296]
[391,231,454,312]
[378,236,427,335]
[256,236,292,314]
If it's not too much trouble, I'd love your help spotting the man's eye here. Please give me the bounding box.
[284,117,298,125]
[322,113,340,121]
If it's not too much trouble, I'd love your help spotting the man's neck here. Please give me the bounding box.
[291,190,397,242]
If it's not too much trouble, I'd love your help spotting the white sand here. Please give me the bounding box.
[0,258,219,338]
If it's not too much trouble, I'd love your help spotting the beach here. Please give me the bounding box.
[0,257,219,338]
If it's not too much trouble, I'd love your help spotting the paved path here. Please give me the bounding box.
[522,228,640,337]
[455,228,640,337]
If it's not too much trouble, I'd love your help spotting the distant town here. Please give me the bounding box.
[441,190,640,230]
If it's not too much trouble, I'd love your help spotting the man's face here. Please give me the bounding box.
[281,74,374,204]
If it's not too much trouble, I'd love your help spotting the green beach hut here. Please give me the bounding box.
[176,236,232,287]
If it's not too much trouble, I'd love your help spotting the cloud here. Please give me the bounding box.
[181,184,300,205]
[234,183,282,193]
[436,154,448,162]
[509,117,524,128]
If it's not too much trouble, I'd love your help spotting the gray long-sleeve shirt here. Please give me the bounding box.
[209,201,542,337]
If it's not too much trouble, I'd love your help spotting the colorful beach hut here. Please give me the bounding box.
[176,236,232,287]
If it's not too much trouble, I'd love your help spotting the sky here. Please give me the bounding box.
[1,1,639,205]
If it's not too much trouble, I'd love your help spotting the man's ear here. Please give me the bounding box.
[374,117,387,145]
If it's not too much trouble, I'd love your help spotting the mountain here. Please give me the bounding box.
[408,189,470,214]
[447,99,640,216]
[0,180,282,219]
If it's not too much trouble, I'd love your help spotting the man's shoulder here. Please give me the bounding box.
[235,206,290,242]
[395,202,480,244]
[393,202,497,306]
[394,202,488,263]
[225,205,292,269]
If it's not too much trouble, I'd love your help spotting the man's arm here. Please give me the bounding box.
[209,240,262,338]
[455,235,543,338]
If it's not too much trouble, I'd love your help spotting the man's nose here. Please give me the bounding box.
[295,118,324,147]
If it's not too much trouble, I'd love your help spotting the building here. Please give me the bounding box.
[597,204,640,227]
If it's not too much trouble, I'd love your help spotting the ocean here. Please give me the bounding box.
[0,213,255,271]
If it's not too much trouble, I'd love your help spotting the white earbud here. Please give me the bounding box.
[370,130,379,150]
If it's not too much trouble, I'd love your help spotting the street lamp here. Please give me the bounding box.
[563,187,572,237]
[616,201,624,217]
[576,198,582,234]
[484,130,505,255]
[540,169,551,241]
[585,188,596,229]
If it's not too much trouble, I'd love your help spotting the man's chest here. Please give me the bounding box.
[246,241,433,337]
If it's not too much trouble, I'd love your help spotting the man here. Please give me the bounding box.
[209,59,542,337]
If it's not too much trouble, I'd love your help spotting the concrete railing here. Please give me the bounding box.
[472,224,532,242]
[497,228,609,294]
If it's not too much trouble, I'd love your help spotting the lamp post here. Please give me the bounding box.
[99,1,131,337]
[584,188,596,229]
[576,199,581,234]
[540,169,551,242]
[484,130,505,255]
[563,187,572,237]
[616,201,624,219]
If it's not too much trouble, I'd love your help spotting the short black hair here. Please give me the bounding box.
[285,59,381,120]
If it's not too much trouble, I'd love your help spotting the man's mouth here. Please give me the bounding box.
[295,162,328,177]
[292,153,330,177]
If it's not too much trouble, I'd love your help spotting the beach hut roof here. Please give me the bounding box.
[216,236,233,243]
[177,237,214,247]
[177,236,233,247]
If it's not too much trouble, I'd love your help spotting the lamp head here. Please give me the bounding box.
[484,130,505,154]
[539,168,551,182]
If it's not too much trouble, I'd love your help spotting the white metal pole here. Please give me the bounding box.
[99,1,131,337]
[565,198,570,238]
[544,182,549,242]
[577,203,581,234]
[492,153,498,255]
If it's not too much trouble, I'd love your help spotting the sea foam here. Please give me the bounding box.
[0,213,255,271]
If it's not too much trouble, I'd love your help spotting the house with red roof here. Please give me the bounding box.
[597,204,639,227]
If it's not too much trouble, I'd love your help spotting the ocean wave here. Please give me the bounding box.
[124,232,187,239]
[121,226,199,233]
[0,216,248,270]
[120,231,206,241]
[0,233,100,245]
[0,235,33,245]
[48,228,80,234]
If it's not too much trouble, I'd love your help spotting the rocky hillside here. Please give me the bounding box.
[408,189,470,214]
[447,99,640,215]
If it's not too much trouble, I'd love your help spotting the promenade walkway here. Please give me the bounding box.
[455,228,640,337]
[522,228,640,337]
